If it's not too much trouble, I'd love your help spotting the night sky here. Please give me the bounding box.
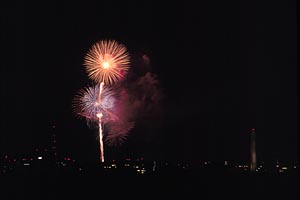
[1,1,298,164]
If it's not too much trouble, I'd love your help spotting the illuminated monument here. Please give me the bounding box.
[250,128,257,171]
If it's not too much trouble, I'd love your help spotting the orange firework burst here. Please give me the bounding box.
[84,40,130,85]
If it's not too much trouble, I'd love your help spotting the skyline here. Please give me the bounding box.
[1,1,298,164]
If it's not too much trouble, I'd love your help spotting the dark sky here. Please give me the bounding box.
[1,1,298,164]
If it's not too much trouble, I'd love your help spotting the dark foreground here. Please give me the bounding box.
[0,167,299,200]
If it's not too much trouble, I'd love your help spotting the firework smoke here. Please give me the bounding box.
[104,53,163,147]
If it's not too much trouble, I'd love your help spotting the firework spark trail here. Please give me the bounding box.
[96,112,104,163]
[97,82,104,162]
[97,82,104,163]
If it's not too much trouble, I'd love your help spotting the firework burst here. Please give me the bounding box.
[72,84,116,123]
[84,40,130,85]
[105,121,135,146]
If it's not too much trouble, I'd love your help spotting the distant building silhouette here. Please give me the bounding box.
[51,124,57,161]
[250,128,257,171]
